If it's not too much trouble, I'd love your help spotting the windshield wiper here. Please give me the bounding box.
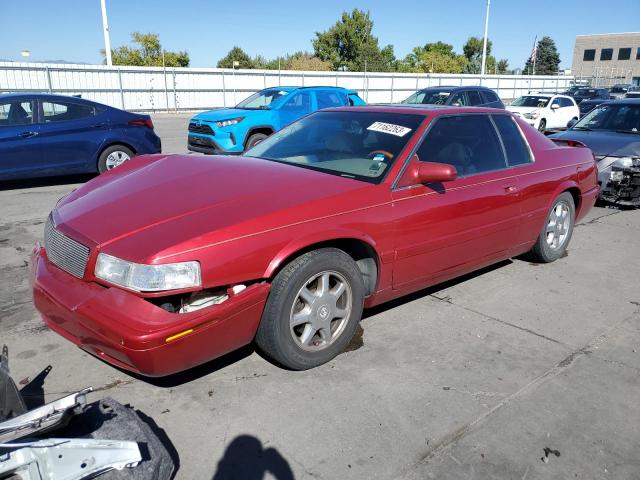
[614,130,640,134]
[572,126,592,131]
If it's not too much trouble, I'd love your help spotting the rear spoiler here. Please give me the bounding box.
[551,138,587,148]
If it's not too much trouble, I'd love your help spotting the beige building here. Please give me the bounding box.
[571,32,640,86]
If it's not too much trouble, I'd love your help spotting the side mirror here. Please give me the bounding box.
[416,161,457,184]
[567,118,578,128]
[551,103,560,110]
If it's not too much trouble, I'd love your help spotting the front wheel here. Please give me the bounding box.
[537,119,547,133]
[528,192,575,263]
[256,248,365,370]
[245,133,268,150]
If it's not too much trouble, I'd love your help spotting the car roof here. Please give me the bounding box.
[269,86,357,93]
[598,98,640,105]
[324,104,509,116]
[0,92,105,105]
[417,85,494,93]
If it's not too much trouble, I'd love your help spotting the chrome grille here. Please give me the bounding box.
[44,216,90,278]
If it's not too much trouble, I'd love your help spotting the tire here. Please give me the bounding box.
[245,133,268,150]
[528,192,575,263]
[255,248,365,370]
[538,119,547,133]
[98,145,134,173]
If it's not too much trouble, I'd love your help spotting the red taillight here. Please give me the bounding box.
[128,118,154,129]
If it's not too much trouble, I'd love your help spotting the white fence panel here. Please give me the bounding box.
[0,61,575,112]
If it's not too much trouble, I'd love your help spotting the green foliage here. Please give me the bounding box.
[217,47,255,69]
[399,42,467,73]
[460,36,508,74]
[312,9,396,72]
[107,32,189,67]
[463,36,492,61]
[524,36,560,75]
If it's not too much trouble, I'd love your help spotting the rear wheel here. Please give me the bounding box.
[538,119,547,133]
[528,192,575,263]
[98,145,134,173]
[256,248,364,370]
[245,132,268,150]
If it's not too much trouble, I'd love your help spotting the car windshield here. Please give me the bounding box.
[575,89,596,97]
[402,90,451,105]
[511,96,550,108]
[245,110,425,184]
[573,104,640,133]
[236,89,290,109]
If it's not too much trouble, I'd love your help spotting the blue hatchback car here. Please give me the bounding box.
[187,86,365,154]
[0,93,161,181]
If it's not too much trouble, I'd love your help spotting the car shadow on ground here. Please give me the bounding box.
[211,434,295,480]
[0,174,96,191]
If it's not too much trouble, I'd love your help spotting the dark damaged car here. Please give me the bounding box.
[552,99,640,207]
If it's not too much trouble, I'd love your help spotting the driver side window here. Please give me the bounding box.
[449,92,468,106]
[281,92,312,114]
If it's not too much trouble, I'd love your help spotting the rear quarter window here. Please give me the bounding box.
[492,115,533,166]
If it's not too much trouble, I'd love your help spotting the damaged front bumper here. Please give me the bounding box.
[31,246,270,377]
[600,164,640,207]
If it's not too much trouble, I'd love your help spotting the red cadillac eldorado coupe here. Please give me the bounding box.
[31,106,599,376]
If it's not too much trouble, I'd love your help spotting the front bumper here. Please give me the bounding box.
[31,246,269,377]
[187,130,242,155]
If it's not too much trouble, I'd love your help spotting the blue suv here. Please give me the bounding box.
[187,86,365,154]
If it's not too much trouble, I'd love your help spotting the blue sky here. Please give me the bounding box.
[2,0,639,70]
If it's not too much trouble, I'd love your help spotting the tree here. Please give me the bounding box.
[217,47,254,69]
[312,9,396,72]
[106,32,189,67]
[496,59,509,74]
[524,36,560,75]
[286,52,332,71]
[399,42,467,73]
[463,36,492,62]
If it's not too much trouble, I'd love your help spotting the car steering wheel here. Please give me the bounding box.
[367,149,394,160]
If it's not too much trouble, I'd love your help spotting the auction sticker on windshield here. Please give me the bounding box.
[367,122,412,137]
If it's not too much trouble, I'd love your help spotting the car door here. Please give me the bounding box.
[0,97,42,180]
[391,113,522,290]
[36,98,108,174]
[277,91,314,128]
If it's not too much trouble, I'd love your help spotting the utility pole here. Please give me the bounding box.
[480,0,491,77]
[100,0,112,66]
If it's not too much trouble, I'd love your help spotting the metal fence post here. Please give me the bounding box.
[302,72,305,86]
[222,70,226,108]
[173,69,177,113]
[45,66,53,93]
[117,67,125,110]
[335,71,338,87]
[390,74,394,103]
[496,77,500,98]
[163,65,170,113]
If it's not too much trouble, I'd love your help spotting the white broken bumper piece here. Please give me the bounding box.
[0,438,142,480]
[0,388,91,443]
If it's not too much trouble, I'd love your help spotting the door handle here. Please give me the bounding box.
[91,123,107,128]
[18,131,38,138]
[504,185,517,194]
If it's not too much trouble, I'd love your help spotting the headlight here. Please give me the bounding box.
[215,117,244,128]
[610,170,624,182]
[95,253,201,292]
[524,111,540,119]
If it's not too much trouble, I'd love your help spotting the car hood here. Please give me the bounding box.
[192,108,266,122]
[550,130,640,157]
[54,154,375,263]
[506,106,539,115]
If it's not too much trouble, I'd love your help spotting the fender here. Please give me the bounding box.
[263,228,381,279]
[546,179,581,213]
